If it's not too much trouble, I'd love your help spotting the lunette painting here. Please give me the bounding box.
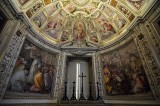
[101,41,150,96]
[7,40,57,95]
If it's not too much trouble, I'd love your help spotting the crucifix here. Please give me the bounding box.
[79,73,86,100]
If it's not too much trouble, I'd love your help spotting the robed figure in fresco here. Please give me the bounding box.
[128,0,145,10]
[102,42,150,96]
[74,21,86,46]
[7,40,56,94]
[103,65,113,94]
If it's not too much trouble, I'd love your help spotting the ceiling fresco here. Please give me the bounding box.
[10,0,154,46]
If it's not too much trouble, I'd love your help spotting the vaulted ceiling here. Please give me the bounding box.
[10,0,155,46]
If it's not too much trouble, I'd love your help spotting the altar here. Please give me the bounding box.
[61,56,102,101]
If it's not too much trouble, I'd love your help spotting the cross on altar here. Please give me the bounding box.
[79,73,86,100]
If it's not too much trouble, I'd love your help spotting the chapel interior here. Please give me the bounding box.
[0,0,160,106]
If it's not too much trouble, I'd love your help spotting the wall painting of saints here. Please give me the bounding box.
[6,40,57,96]
[101,41,150,96]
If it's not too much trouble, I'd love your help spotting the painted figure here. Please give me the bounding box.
[25,44,41,84]
[33,17,42,27]
[75,23,85,40]
[8,57,28,92]
[19,0,29,5]
[102,42,150,95]
[33,12,46,27]
[7,41,56,94]
[90,33,98,43]
[96,18,115,40]
[103,65,112,94]
[61,31,69,42]
[118,5,130,17]
[128,0,145,9]
[65,3,75,13]
[10,70,29,92]
[104,7,115,17]
[114,15,126,29]
[30,68,43,93]
[45,19,62,39]
[85,4,95,13]
[45,4,57,15]
[73,21,86,46]
[43,64,52,92]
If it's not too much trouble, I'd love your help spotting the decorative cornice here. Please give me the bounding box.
[67,50,94,56]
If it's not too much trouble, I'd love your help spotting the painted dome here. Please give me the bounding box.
[10,0,154,46]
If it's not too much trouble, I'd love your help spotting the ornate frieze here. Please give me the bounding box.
[144,5,160,63]
[145,23,160,54]
[133,26,160,99]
